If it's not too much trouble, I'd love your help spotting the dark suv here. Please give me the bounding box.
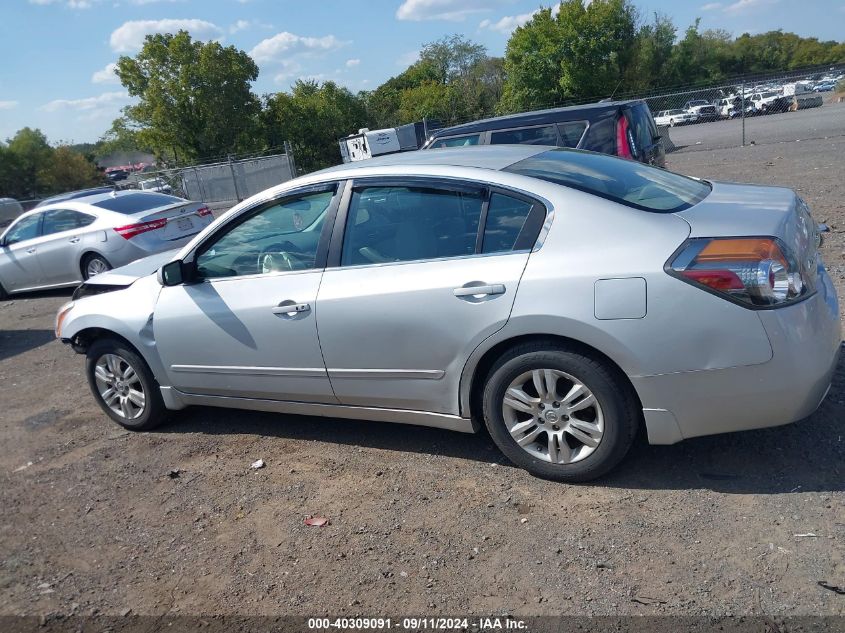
[422,100,665,168]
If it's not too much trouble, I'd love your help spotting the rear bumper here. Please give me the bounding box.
[634,267,841,444]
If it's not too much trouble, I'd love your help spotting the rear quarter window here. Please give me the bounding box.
[504,148,710,213]
[92,192,184,214]
[428,134,480,149]
[580,118,616,155]
[489,125,558,146]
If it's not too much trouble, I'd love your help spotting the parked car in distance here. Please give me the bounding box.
[654,109,696,127]
[139,178,173,194]
[106,169,130,182]
[0,198,23,228]
[423,100,665,168]
[813,82,836,92]
[0,191,213,298]
[56,146,840,482]
[683,100,719,122]
[35,186,116,208]
[748,91,792,114]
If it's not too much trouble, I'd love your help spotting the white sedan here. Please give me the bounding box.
[654,109,696,127]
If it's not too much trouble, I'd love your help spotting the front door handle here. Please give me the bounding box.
[453,283,506,298]
[68,237,81,243]
[25,247,36,254]
[272,301,311,316]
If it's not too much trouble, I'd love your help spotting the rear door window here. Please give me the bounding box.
[556,121,588,148]
[428,134,480,149]
[489,125,558,146]
[341,185,483,266]
[42,210,96,235]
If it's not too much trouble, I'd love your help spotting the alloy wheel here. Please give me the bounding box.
[93,353,146,420]
[501,369,604,464]
[86,257,109,278]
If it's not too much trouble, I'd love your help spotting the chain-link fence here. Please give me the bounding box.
[127,146,297,211]
[631,66,845,153]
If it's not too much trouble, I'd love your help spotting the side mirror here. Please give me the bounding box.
[158,259,188,286]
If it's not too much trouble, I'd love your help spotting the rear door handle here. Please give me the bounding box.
[272,301,311,316]
[26,247,36,254]
[68,237,81,243]
[453,283,506,297]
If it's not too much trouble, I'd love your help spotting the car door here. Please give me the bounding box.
[0,213,44,292]
[37,209,97,285]
[152,183,343,403]
[315,179,546,415]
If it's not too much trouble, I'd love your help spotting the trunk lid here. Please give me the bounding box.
[124,200,213,242]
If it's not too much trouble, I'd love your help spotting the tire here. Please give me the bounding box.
[85,338,170,431]
[81,253,112,280]
[482,343,639,482]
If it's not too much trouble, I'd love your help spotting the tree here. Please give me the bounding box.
[263,80,368,173]
[116,31,261,162]
[500,0,638,112]
[38,146,102,193]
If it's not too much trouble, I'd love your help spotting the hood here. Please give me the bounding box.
[86,249,179,287]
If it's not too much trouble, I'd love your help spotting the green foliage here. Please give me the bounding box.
[263,80,368,173]
[116,31,261,162]
[0,128,102,199]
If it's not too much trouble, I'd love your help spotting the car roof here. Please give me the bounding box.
[313,144,550,176]
[426,100,642,139]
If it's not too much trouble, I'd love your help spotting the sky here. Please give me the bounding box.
[0,0,841,144]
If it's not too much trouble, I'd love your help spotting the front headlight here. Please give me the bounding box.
[55,302,75,338]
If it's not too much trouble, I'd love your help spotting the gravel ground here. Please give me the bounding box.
[0,137,843,622]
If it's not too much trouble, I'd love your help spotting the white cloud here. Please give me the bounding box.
[230,19,251,33]
[345,58,361,68]
[109,19,223,53]
[41,91,129,113]
[700,2,723,9]
[479,3,561,34]
[128,0,184,4]
[91,62,119,84]
[396,0,508,22]
[273,60,304,83]
[0,101,18,111]
[249,32,347,64]
[724,0,777,13]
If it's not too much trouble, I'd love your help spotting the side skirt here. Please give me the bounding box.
[159,386,475,434]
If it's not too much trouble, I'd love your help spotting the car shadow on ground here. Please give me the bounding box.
[0,329,57,361]
[163,350,844,495]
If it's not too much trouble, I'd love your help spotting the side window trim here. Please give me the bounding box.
[187,181,345,279]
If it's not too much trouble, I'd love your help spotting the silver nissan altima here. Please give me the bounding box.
[0,190,212,298]
[55,146,841,481]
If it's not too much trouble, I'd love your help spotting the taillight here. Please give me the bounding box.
[114,218,167,240]
[616,116,633,159]
[197,206,212,217]
[668,237,813,307]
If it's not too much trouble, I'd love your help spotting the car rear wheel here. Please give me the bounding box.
[482,344,638,482]
[82,254,111,280]
[86,338,169,431]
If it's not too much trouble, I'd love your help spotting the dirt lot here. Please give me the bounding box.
[1,137,843,622]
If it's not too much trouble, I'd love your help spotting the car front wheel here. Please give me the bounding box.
[482,344,639,482]
[86,338,169,430]
[82,253,112,280]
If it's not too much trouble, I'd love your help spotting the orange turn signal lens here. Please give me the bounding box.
[696,238,787,267]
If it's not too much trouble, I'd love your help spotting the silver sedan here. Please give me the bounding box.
[56,146,841,481]
[0,190,212,298]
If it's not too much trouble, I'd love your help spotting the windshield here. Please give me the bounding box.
[503,149,711,213]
